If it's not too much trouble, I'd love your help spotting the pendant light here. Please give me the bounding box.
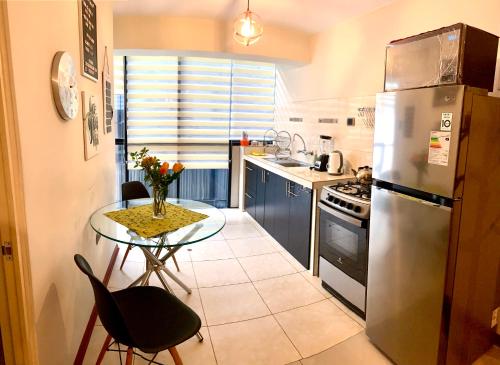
[233,0,263,46]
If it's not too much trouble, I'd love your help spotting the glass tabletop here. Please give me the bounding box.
[90,198,226,248]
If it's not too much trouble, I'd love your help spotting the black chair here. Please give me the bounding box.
[75,254,201,365]
[121,181,150,202]
[120,181,180,272]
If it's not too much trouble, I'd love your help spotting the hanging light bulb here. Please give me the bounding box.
[233,0,263,46]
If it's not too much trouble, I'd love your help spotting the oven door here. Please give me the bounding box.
[318,202,368,285]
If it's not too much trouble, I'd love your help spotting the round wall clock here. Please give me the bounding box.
[51,51,79,120]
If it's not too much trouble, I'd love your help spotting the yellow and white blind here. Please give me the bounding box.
[230,60,276,140]
[122,55,275,169]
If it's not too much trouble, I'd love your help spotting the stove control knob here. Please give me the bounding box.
[347,203,354,210]
[333,198,340,204]
[354,206,362,213]
[339,200,346,207]
[327,195,334,202]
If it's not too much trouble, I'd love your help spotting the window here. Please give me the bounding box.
[114,55,276,207]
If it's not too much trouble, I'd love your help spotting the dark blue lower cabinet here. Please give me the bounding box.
[245,162,257,196]
[245,164,312,269]
[255,167,266,226]
[244,192,256,219]
[271,175,291,245]
[287,183,312,269]
[244,162,257,220]
[263,170,277,235]
[260,170,312,270]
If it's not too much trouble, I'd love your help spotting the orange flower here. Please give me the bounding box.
[173,162,184,173]
[159,162,169,175]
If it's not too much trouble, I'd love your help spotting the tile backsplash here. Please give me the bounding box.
[274,72,376,173]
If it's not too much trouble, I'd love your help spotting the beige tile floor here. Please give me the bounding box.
[85,209,395,365]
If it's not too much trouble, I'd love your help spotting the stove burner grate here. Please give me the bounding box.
[330,181,371,201]
[336,186,360,195]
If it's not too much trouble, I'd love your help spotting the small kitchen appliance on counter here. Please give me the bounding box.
[318,177,372,318]
[314,135,333,171]
[327,150,344,175]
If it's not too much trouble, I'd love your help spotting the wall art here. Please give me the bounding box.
[82,91,100,160]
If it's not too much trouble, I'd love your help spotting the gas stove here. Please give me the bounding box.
[320,180,371,219]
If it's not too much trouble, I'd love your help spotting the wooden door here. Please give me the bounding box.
[0,2,38,363]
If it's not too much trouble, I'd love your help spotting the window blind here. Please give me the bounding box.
[230,60,276,140]
[113,56,124,99]
[120,55,276,169]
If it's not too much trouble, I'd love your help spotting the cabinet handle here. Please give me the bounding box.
[245,192,253,199]
[286,181,298,197]
[246,166,253,171]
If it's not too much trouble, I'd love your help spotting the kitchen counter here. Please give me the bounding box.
[242,154,352,189]
[240,151,353,275]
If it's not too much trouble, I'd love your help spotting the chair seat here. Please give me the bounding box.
[111,286,201,353]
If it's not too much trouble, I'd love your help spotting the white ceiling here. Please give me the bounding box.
[113,0,396,34]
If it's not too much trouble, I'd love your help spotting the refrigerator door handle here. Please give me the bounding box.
[384,189,452,211]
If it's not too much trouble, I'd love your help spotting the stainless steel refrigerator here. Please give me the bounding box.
[366,84,500,365]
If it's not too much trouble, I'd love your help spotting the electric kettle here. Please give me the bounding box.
[327,151,344,175]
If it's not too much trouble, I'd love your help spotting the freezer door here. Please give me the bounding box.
[373,85,465,198]
[366,187,452,365]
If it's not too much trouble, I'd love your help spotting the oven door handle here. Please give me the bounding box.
[318,202,364,227]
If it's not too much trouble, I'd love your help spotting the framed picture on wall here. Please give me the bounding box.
[78,0,98,81]
[102,46,113,134]
[82,91,100,160]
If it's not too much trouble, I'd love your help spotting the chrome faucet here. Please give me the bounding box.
[263,128,278,146]
[293,133,313,156]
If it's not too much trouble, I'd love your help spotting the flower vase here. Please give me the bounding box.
[152,186,167,219]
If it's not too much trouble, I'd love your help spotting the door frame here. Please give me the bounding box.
[0,2,39,364]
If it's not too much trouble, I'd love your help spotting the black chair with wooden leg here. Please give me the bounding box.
[74,254,200,365]
[120,181,180,272]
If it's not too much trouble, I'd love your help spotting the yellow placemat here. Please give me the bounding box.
[104,203,208,238]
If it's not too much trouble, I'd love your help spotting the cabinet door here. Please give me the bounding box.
[245,191,256,220]
[287,183,312,269]
[255,167,266,226]
[263,170,275,234]
[269,173,290,244]
[245,162,257,195]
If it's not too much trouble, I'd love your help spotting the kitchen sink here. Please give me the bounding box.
[264,158,310,167]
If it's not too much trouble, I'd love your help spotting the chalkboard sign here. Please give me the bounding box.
[79,0,98,81]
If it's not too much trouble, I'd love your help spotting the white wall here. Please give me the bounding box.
[6,1,115,363]
[283,0,500,101]
[275,73,375,171]
[114,15,312,64]
[276,0,500,170]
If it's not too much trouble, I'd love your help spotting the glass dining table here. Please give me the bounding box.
[90,198,226,295]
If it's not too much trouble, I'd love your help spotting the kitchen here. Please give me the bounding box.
[237,22,500,365]
[1,1,499,365]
